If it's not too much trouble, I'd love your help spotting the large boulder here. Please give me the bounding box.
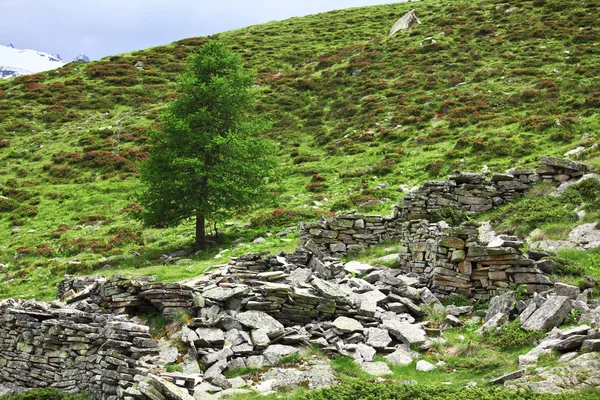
[389,10,421,36]
[521,296,572,331]
[485,291,515,321]
[236,311,284,335]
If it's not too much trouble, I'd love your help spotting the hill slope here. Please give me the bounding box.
[0,0,599,299]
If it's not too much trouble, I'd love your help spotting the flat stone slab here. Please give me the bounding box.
[521,296,572,331]
[236,311,284,334]
[332,316,363,333]
[490,369,525,385]
[385,348,414,366]
[361,361,392,376]
[344,261,376,276]
[382,318,426,346]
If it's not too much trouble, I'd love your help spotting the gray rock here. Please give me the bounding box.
[361,361,393,376]
[312,278,350,302]
[415,360,436,372]
[250,328,271,349]
[236,311,284,334]
[385,348,414,366]
[485,291,515,322]
[382,318,426,346]
[365,328,392,349]
[202,286,248,302]
[554,283,580,300]
[445,315,464,328]
[157,339,179,364]
[263,344,298,364]
[344,261,376,276]
[332,316,363,333]
[195,327,225,346]
[354,343,376,362]
[476,312,507,334]
[522,296,572,331]
[490,369,525,385]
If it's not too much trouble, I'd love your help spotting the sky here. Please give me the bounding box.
[0,0,405,62]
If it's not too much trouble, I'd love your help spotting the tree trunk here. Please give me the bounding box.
[195,214,206,249]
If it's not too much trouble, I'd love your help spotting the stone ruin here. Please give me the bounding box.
[0,156,597,399]
[299,156,594,299]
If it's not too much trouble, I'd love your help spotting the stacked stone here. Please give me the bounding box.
[139,283,196,317]
[299,214,399,256]
[397,220,553,299]
[0,299,158,400]
[176,262,436,396]
[299,157,591,257]
[537,156,590,182]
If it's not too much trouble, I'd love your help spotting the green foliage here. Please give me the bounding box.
[296,382,600,400]
[0,388,90,400]
[250,208,329,228]
[482,319,545,351]
[136,41,277,248]
[278,352,302,365]
[166,363,183,372]
[443,295,472,307]
[550,256,586,277]
[430,206,469,226]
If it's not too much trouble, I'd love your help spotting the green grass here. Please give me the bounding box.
[1,0,600,300]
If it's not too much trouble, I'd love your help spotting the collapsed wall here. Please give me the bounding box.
[299,157,592,298]
[0,299,159,400]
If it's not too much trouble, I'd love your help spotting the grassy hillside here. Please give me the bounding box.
[0,0,599,299]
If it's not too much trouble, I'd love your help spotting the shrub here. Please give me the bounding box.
[430,206,469,226]
[483,319,545,351]
[0,388,90,400]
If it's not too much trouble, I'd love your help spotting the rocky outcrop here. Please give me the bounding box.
[389,10,421,36]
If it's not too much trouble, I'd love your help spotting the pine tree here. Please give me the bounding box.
[136,41,276,249]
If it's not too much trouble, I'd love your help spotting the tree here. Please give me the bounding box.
[136,41,277,249]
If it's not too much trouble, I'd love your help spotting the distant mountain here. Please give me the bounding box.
[0,44,65,78]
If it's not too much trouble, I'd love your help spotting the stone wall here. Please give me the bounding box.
[0,299,159,400]
[397,220,552,299]
[299,157,590,256]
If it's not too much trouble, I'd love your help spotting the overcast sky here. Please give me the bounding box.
[1,0,406,62]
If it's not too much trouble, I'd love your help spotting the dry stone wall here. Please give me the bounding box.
[0,299,159,400]
[299,157,591,298]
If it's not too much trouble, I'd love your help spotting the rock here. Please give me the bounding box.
[344,261,376,276]
[389,9,421,36]
[253,237,266,244]
[444,315,464,328]
[312,278,350,302]
[361,361,393,376]
[581,339,600,352]
[235,311,284,335]
[157,339,179,364]
[540,156,588,172]
[415,360,436,372]
[490,369,525,385]
[365,328,392,349]
[202,286,248,302]
[382,318,426,346]
[385,348,414,366]
[568,223,600,249]
[353,343,376,363]
[146,374,195,400]
[332,316,363,333]
[195,328,225,346]
[522,296,572,331]
[584,276,598,289]
[554,283,580,300]
[263,344,298,364]
[250,329,271,349]
[485,291,515,321]
[476,312,507,334]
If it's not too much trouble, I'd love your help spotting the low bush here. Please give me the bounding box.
[0,388,90,400]
[482,319,545,351]
[298,381,600,400]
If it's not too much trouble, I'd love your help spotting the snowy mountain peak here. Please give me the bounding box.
[0,44,66,79]
[73,54,90,63]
